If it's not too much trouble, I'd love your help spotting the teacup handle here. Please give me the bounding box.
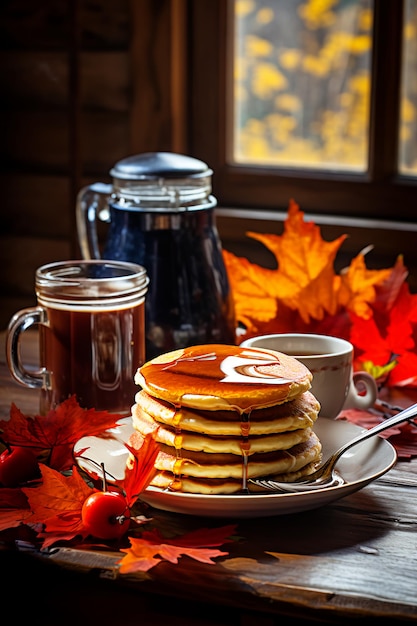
[6,307,50,389]
[344,371,378,411]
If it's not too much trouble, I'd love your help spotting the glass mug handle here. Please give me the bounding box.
[6,307,50,390]
[76,182,112,260]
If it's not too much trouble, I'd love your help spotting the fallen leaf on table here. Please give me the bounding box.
[22,464,93,548]
[0,487,30,509]
[0,396,123,471]
[387,423,417,459]
[338,409,417,459]
[0,487,32,531]
[119,524,237,574]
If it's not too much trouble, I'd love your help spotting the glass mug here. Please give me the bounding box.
[6,260,149,416]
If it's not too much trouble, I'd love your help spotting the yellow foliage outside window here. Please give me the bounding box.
[233,0,417,175]
[234,0,373,170]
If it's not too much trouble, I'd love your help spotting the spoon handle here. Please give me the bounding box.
[335,402,417,461]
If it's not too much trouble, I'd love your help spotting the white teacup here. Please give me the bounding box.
[240,333,378,419]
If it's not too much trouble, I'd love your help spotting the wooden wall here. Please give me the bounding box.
[0,0,187,329]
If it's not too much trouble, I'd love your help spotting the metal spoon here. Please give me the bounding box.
[249,402,417,493]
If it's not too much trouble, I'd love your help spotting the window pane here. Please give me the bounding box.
[232,0,373,172]
[399,0,417,177]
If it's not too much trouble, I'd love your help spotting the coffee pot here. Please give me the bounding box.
[76,152,236,359]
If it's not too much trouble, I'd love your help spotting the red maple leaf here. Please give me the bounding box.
[0,396,123,471]
[22,463,94,548]
[0,487,32,531]
[350,282,417,387]
[372,255,410,313]
[119,524,237,574]
[0,487,29,509]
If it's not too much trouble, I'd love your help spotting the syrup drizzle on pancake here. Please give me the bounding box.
[240,412,250,490]
[136,344,312,412]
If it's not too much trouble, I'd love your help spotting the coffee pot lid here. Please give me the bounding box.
[108,152,215,209]
[109,152,212,180]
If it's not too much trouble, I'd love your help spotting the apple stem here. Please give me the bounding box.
[101,462,108,492]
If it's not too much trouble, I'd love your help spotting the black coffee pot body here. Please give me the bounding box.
[76,152,236,359]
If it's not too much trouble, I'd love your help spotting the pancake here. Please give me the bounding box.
[132,406,313,454]
[134,344,312,411]
[132,343,322,495]
[149,432,320,479]
[134,389,320,435]
[128,431,321,494]
[149,460,319,495]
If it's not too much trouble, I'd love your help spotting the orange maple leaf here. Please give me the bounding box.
[21,464,93,547]
[119,525,237,574]
[0,396,123,471]
[222,251,278,331]
[223,200,347,331]
[338,250,391,319]
[121,432,160,507]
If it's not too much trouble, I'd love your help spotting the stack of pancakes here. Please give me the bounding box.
[131,344,322,494]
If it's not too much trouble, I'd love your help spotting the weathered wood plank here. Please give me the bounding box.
[0,1,71,49]
[1,174,72,238]
[129,0,188,154]
[0,235,72,328]
[1,51,130,111]
[3,109,130,172]
[0,0,130,49]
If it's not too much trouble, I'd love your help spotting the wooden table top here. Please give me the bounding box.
[1,330,417,625]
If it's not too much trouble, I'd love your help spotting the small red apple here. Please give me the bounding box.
[0,444,40,487]
[81,491,131,540]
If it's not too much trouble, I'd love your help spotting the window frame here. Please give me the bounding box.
[188,0,417,222]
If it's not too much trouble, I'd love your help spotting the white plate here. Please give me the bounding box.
[75,417,396,518]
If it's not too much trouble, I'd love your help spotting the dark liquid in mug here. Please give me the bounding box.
[283,350,327,357]
[39,302,145,415]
